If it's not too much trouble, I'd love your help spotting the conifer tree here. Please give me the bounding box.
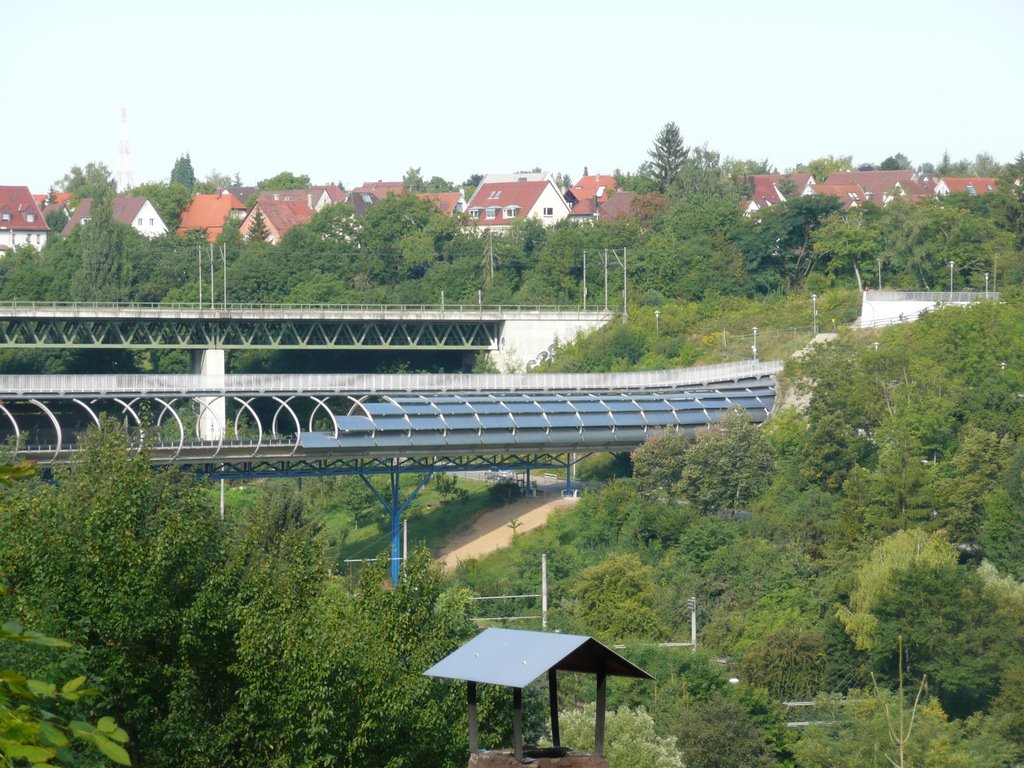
[170,154,196,191]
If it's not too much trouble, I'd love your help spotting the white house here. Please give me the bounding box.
[465,175,571,232]
[63,197,168,238]
[0,185,48,252]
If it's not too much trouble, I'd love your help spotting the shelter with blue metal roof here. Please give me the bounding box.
[425,628,653,761]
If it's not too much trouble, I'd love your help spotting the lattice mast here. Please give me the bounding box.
[115,107,134,192]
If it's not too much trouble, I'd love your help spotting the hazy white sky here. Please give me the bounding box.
[7,0,1022,194]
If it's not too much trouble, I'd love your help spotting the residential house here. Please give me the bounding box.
[934,177,998,196]
[807,183,867,209]
[464,176,571,232]
[310,184,347,204]
[417,191,465,216]
[565,173,619,219]
[349,181,409,199]
[345,190,379,218]
[177,192,247,242]
[0,185,48,252]
[824,170,916,206]
[63,197,168,238]
[598,191,639,222]
[239,191,319,243]
[740,174,815,214]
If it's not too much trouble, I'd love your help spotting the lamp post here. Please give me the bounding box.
[811,294,818,336]
[949,260,955,293]
[655,310,660,335]
[985,272,990,298]
[752,327,758,362]
[877,258,882,290]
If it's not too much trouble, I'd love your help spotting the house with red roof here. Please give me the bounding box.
[934,177,998,197]
[0,186,49,252]
[63,197,168,238]
[177,192,247,242]
[349,181,409,199]
[565,173,619,219]
[239,191,319,243]
[823,170,916,206]
[417,191,465,216]
[807,183,867,209]
[465,176,570,232]
[740,174,816,214]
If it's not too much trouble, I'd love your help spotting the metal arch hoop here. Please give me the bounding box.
[230,397,264,458]
[270,396,302,455]
[152,397,185,461]
[0,403,22,456]
[307,396,339,438]
[345,395,371,418]
[192,398,226,457]
[28,399,62,463]
[114,398,145,453]
[72,399,101,429]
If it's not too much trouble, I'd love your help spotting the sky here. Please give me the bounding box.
[6,0,1023,194]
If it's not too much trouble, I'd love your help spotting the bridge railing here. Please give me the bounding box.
[0,300,611,318]
[0,361,784,397]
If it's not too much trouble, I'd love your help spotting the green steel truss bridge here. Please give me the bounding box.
[0,302,607,352]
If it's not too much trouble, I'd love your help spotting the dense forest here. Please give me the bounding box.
[2,134,1024,766]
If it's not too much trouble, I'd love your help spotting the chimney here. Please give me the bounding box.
[308,193,313,209]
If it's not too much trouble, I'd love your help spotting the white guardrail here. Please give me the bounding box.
[0,361,784,398]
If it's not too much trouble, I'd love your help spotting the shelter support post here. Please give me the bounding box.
[467,681,478,754]
[595,672,607,757]
[548,668,560,747]
[513,687,524,760]
[357,469,434,584]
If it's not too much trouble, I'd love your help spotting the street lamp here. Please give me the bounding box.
[949,261,955,293]
[752,327,758,362]
[811,294,818,336]
[655,309,660,335]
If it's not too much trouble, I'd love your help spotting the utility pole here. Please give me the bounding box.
[221,244,227,308]
[198,245,203,305]
[603,248,609,311]
[607,248,628,324]
[582,250,587,310]
[209,244,215,309]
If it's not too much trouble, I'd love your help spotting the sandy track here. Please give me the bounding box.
[438,493,578,571]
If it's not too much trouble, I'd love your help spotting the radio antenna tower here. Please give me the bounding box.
[115,107,134,192]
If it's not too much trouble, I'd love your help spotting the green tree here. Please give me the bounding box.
[245,208,270,242]
[644,122,689,193]
[631,427,690,501]
[794,154,852,181]
[567,554,668,641]
[678,408,775,515]
[70,198,135,301]
[555,705,683,768]
[879,153,913,171]
[169,154,196,191]
[403,167,426,192]
[257,171,310,189]
[674,693,773,768]
[56,162,115,205]
[123,181,192,231]
[811,207,881,289]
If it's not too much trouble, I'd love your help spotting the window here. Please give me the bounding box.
[26,213,35,223]
[149,218,154,226]
[1,212,9,222]
[486,207,498,220]
[487,190,502,200]
[966,184,977,195]
[543,207,554,216]
[468,209,480,220]
[504,206,519,219]
[138,217,143,225]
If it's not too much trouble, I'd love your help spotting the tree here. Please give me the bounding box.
[70,197,135,302]
[567,554,668,640]
[55,162,115,205]
[678,408,775,515]
[403,167,426,192]
[554,705,683,768]
[245,208,270,242]
[880,153,913,171]
[811,208,881,289]
[645,122,689,193]
[674,693,773,768]
[257,171,310,189]
[169,154,196,191]
[794,154,852,181]
[631,427,690,500]
[123,181,192,231]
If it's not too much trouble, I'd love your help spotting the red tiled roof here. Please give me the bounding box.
[311,184,346,202]
[598,191,638,222]
[940,177,998,195]
[249,197,315,239]
[0,186,48,232]
[569,198,599,217]
[417,192,462,216]
[825,171,915,203]
[177,192,246,242]
[465,180,552,225]
[62,197,151,235]
[350,181,409,197]
[568,174,618,204]
[810,183,867,208]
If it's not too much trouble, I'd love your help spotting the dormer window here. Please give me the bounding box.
[1,212,9,222]
[504,206,520,219]
[966,184,977,195]
[26,213,35,223]
[485,207,499,220]
[468,208,480,220]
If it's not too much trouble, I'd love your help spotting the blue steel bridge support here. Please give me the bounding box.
[357,468,434,584]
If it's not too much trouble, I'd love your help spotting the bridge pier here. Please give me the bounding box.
[358,470,434,584]
[191,349,226,441]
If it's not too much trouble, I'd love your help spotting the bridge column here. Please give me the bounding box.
[191,349,226,441]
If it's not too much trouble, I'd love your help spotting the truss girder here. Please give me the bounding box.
[0,318,501,350]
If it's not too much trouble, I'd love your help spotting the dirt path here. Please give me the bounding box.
[437,493,578,571]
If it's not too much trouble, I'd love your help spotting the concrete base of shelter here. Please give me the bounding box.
[469,749,608,767]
